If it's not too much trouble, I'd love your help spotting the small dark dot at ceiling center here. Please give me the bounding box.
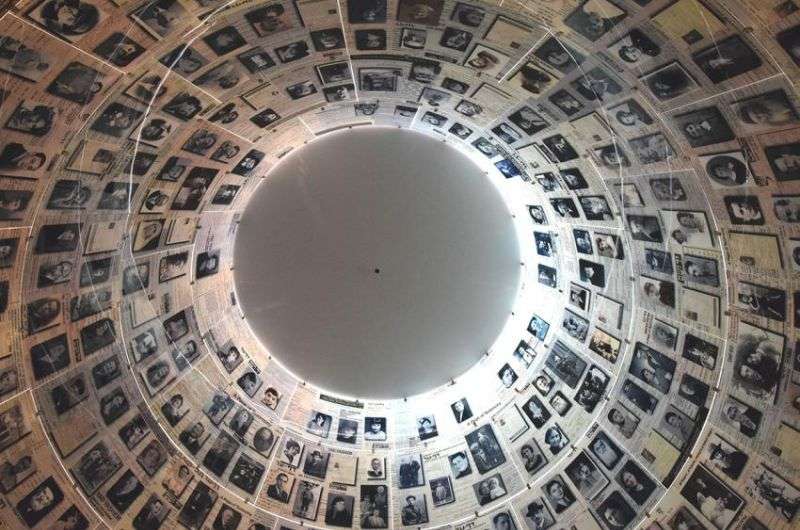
[374,268,381,274]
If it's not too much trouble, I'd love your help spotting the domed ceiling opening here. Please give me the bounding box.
[234,127,521,398]
[0,0,799,530]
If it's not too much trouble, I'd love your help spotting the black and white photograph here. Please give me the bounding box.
[641,61,697,101]
[731,321,784,402]
[719,394,762,438]
[473,474,507,507]
[72,441,122,496]
[766,142,800,182]
[627,215,662,243]
[177,482,218,529]
[745,465,800,522]
[545,341,588,388]
[522,395,551,429]
[609,28,660,67]
[465,424,505,473]
[563,0,627,41]
[398,453,424,488]
[400,494,428,525]
[544,424,569,455]
[621,379,658,415]
[397,0,444,25]
[596,490,637,529]
[680,465,744,529]
[692,35,762,84]
[702,433,748,481]
[355,29,387,50]
[16,476,65,528]
[628,342,676,394]
[736,281,787,322]
[519,438,548,475]
[429,476,455,506]
[575,365,610,413]
[465,44,509,77]
[541,475,576,514]
[451,398,473,423]
[448,451,472,479]
[565,451,609,501]
[562,309,589,342]
[673,106,736,147]
[90,102,142,138]
[730,89,799,134]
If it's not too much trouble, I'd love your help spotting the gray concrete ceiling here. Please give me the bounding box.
[234,127,521,398]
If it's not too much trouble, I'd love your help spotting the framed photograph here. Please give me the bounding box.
[359,68,400,91]
[608,29,661,68]
[474,473,507,506]
[302,448,330,479]
[719,394,762,438]
[519,438,548,475]
[131,0,186,40]
[660,209,714,249]
[397,0,443,25]
[736,281,786,321]
[682,333,718,371]
[730,89,799,134]
[274,41,310,63]
[766,142,800,181]
[692,35,762,84]
[608,99,653,129]
[449,450,472,479]
[178,482,218,529]
[545,341,587,388]
[348,0,387,23]
[656,404,696,450]
[745,465,800,521]
[590,430,623,470]
[680,465,744,529]
[310,28,345,52]
[622,379,658,415]
[541,475,575,513]
[245,4,295,37]
[450,2,484,27]
[596,491,637,529]
[607,402,640,439]
[649,319,678,352]
[589,329,621,365]
[520,498,555,529]
[94,32,145,67]
[429,476,455,506]
[571,67,624,102]
[400,27,427,50]
[202,26,246,56]
[399,494,428,525]
[464,44,509,77]
[640,61,697,102]
[562,309,589,342]
[398,454,425,488]
[465,424,505,473]
[673,106,736,147]
[26,0,105,43]
[549,89,584,116]
[72,440,122,494]
[629,342,675,394]
[15,476,65,527]
[564,451,609,500]
[533,36,584,74]
[732,321,784,403]
[354,29,386,50]
[563,0,626,41]
[578,196,613,221]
